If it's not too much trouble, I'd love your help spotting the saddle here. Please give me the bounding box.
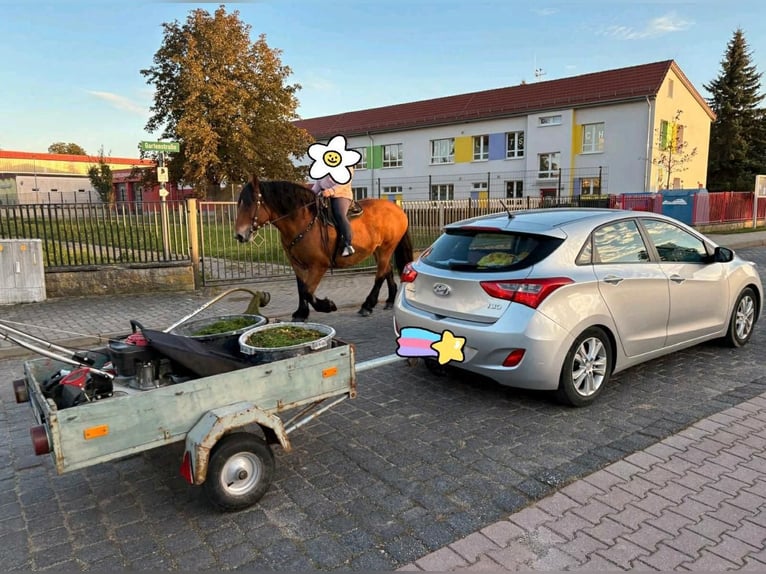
[316,197,363,228]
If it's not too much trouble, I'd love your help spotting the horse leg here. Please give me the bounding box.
[293,267,336,322]
[359,253,392,317]
[383,269,398,310]
[292,276,312,322]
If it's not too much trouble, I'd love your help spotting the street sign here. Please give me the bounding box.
[756,175,766,197]
[140,141,180,153]
[157,167,169,183]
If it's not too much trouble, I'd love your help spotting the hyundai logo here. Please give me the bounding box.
[433,283,451,296]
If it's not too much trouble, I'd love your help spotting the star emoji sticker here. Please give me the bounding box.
[430,330,466,365]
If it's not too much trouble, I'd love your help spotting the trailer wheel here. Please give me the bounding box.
[203,432,274,512]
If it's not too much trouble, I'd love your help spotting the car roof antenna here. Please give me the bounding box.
[499,200,515,219]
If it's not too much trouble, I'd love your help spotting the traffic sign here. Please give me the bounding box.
[140,141,180,153]
[157,167,169,183]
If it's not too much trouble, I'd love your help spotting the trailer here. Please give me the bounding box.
[6,289,402,512]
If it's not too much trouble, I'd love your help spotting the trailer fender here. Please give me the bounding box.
[182,401,290,485]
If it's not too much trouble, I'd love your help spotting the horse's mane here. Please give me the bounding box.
[241,179,316,215]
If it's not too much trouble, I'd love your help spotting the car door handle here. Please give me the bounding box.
[603,275,624,285]
[669,274,686,284]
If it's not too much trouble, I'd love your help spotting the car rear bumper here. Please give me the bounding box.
[394,293,574,391]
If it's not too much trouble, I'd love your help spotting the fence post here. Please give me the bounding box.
[186,198,201,289]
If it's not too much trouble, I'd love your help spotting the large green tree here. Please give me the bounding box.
[705,28,766,191]
[48,142,87,155]
[140,5,311,199]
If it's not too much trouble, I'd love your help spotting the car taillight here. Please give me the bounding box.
[180,451,194,484]
[400,262,418,283]
[502,349,526,367]
[480,277,574,309]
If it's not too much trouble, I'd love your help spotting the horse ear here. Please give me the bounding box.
[251,174,259,190]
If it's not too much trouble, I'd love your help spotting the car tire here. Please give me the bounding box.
[723,287,757,348]
[556,327,612,408]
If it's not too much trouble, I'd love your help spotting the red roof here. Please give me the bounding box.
[0,150,153,166]
[296,60,714,138]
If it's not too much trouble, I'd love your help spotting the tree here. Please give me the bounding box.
[140,5,312,199]
[653,109,698,190]
[88,147,114,204]
[48,142,87,155]
[705,28,766,191]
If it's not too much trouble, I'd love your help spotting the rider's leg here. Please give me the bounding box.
[331,197,353,253]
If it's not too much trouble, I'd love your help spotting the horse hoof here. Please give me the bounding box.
[358,308,372,317]
[292,315,308,322]
[384,302,394,310]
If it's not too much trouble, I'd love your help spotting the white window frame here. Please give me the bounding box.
[506,131,524,159]
[472,135,489,161]
[578,178,601,196]
[582,123,605,154]
[430,138,454,164]
[430,183,454,201]
[538,114,562,126]
[352,186,368,200]
[472,182,488,192]
[382,144,403,168]
[538,152,560,179]
[505,180,523,199]
[382,185,402,196]
[354,147,367,170]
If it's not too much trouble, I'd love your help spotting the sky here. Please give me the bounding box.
[1,0,765,159]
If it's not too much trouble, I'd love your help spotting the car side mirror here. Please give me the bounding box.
[713,246,733,263]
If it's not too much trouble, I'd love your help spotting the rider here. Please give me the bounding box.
[311,167,355,257]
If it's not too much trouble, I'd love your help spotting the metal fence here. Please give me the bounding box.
[2,191,763,285]
[0,201,190,269]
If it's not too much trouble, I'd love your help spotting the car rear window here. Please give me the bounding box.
[422,228,564,271]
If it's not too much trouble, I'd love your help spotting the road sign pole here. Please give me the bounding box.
[159,151,170,259]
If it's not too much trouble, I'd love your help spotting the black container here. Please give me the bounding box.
[108,339,160,377]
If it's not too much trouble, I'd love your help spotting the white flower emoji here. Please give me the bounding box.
[307,134,361,185]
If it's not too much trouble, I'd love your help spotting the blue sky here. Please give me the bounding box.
[1,0,764,158]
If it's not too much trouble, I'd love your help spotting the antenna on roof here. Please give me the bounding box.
[535,68,546,81]
[499,200,515,219]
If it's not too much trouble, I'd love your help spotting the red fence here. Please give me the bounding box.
[613,191,766,226]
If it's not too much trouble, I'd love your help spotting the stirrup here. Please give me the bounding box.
[342,245,355,257]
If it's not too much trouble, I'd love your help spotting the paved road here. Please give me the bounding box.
[0,246,765,570]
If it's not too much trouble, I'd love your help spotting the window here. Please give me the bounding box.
[593,221,650,264]
[430,139,454,164]
[539,115,562,126]
[352,186,368,200]
[505,180,523,199]
[430,184,454,201]
[582,123,604,153]
[382,185,402,195]
[578,178,601,196]
[659,120,669,150]
[506,131,524,158]
[675,125,684,152]
[538,152,560,179]
[667,79,674,98]
[643,219,706,263]
[382,144,403,168]
[354,148,367,170]
[472,182,488,192]
[473,135,489,161]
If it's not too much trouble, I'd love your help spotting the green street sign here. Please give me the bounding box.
[140,141,180,153]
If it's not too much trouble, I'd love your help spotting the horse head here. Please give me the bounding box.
[234,176,272,243]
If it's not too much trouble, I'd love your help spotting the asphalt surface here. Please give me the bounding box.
[0,231,765,571]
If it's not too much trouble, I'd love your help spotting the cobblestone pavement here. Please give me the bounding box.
[0,241,765,571]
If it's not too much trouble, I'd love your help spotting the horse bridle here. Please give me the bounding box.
[247,183,318,250]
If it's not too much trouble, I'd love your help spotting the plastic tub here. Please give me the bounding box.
[171,314,268,355]
[238,322,336,363]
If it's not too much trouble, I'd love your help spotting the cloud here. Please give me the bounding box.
[602,12,693,40]
[87,91,148,115]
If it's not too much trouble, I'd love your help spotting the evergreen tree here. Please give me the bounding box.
[141,6,312,199]
[705,28,765,191]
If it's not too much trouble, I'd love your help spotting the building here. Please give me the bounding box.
[295,60,715,202]
[0,150,155,205]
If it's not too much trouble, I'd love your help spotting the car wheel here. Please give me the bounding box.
[723,287,757,348]
[556,327,612,407]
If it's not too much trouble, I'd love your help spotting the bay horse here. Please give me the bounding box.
[234,177,413,321]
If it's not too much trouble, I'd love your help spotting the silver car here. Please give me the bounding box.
[394,208,762,406]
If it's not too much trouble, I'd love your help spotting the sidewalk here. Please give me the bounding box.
[1,230,765,571]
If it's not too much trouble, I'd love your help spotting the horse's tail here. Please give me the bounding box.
[394,229,414,273]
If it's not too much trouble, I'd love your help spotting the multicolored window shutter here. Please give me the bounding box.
[454,137,472,163]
